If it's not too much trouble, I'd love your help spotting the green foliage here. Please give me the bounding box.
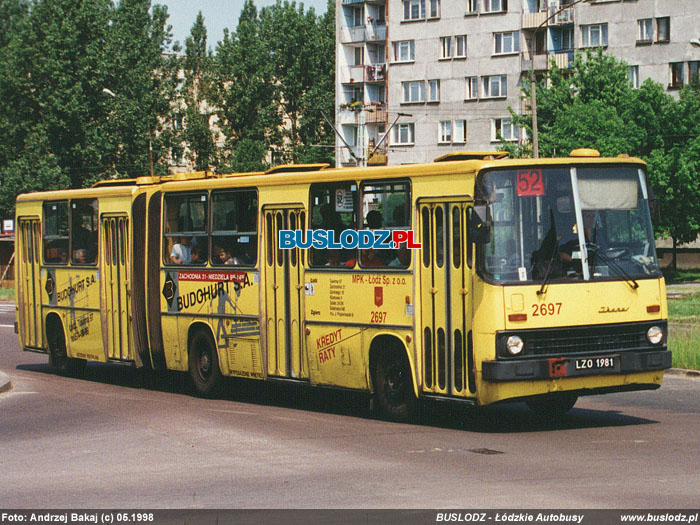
[510,49,700,265]
[0,0,334,215]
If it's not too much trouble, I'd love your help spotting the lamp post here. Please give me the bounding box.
[102,88,155,177]
[528,0,594,158]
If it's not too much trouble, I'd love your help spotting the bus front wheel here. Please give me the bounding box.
[48,323,86,377]
[526,393,578,420]
[188,330,222,398]
[372,347,417,422]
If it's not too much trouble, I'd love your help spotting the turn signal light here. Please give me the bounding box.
[647,305,660,313]
[508,313,527,322]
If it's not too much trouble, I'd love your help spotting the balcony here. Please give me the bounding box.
[340,64,386,84]
[364,103,387,123]
[367,144,387,166]
[522,11,547,30]
[340,22,386,44]
[522,50,574,72]
[549,6,574,25]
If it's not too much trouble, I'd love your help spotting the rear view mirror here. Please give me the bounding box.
[470,205,491,244]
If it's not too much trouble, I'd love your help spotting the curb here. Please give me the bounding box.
[0,370,11,394]
[666,368,700,379]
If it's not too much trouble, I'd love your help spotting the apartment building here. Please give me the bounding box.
[335,0,700,166]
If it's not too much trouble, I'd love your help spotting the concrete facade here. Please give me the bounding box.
[335,0,700,166]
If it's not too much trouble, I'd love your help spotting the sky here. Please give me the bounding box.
[160,0,329,49]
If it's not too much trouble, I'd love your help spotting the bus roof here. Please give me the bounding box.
[16,150,646,202]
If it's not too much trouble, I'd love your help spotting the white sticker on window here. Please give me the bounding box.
[518,267,527,281]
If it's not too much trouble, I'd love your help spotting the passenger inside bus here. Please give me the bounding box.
[170,236,192,265]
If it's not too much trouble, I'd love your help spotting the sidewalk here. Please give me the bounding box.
[666,282,700,299]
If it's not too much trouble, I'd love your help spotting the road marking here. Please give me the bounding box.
[0,324,15,328]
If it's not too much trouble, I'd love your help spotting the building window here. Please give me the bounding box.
[494,31,519,55]
[428,79,440,102]
[466,0,478,13]
[637,19,652,43]
[394,40,415,62]
[492,118,517,142]
[440,36,452,59]
[482,75,507,98]
[670,62,684,88]
[690,61,700,85]
[628,65,639,88]
[656,17,669,42]
[439,120,466,143]
[561,27,574,50]
[354,47,364,66]
[483,0,507,13]
[581,23,608,47]
[393,123,415,145]
[403,0,425,21]
[402,81,425,103]
[429,0,440,18]
[439,121,452,143]
[465,76,478,100]
[455,35,467,58]
[454,120,466,143]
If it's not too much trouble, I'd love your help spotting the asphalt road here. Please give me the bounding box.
[1,305,699,509]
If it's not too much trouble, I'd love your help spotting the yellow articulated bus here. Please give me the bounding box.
[15,149,670,421]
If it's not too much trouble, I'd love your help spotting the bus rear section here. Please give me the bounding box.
[469,156,670,415]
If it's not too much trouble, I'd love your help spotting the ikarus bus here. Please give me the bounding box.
[15,149,670,422]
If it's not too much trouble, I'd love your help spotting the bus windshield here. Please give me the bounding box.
[476,165,661,284]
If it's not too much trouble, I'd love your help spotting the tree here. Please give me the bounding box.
[213,0,279,172]
[296,0,335,164]
[102,0,180,181]
[179,12,216,171]
[260,1,318,163]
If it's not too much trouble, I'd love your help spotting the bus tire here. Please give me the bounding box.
[48,322,86,377]
[188,330,222,398]
[372,346,417,422]
[526,393,578,420]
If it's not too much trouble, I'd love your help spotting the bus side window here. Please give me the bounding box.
[70,199,98,264]
[42,201,69,264]
[361,180,411,268]
[211,189,258,267]
[309,182,357,267]
[163,193,209,265]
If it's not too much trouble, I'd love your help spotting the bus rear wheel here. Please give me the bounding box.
[48,323,86,377]
[372,347,417,422]
[526,393,578,420]
[188,330,222,398]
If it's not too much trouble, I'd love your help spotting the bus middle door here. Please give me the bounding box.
[417,199,475,399]
[263,206,307,380]
[101,215,132,360]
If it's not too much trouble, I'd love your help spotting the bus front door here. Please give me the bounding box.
[101,215,132,360]
[18,217,44,349]
[417,200,475,398]
[263,207,307,380]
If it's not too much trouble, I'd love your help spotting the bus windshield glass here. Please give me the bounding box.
[476,165,661,284]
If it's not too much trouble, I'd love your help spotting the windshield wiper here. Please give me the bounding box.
[587,244,639,290]
[536,249,558,296]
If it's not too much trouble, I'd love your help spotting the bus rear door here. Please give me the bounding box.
[17,217,44,349]
[417,199,475,398]
[263,206,308,380]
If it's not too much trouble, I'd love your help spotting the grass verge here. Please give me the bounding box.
[0,288,15,301]
[668,292,700,370]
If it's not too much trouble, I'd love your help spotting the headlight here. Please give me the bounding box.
[506,335,524,355]
[647,326,663,345]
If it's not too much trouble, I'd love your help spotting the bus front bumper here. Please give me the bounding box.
[482,350,672,382]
